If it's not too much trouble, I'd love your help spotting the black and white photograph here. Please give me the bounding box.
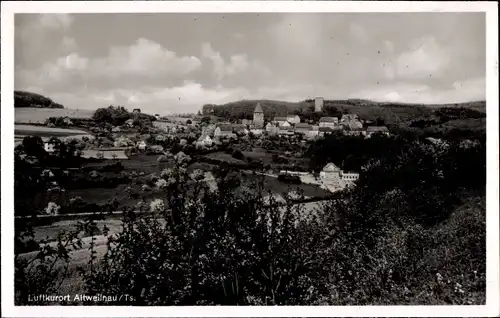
[1,1,499,317]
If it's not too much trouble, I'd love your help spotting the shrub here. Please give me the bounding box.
[231,149,244,160]
[277,174,301,184]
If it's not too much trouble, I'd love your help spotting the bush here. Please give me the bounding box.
[231,149,244,160]
[277,174,302,184]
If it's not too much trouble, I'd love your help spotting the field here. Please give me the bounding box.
[15,108,94,124]
[15,124,90,136]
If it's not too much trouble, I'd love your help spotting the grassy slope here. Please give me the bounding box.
[208,99,486,126]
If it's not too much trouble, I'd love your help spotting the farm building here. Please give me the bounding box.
[133,108,141,113]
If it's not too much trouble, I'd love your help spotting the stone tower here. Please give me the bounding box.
[314,97,324,112]
[253,102,264,127]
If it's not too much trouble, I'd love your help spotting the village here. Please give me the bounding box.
[15,96,395,210]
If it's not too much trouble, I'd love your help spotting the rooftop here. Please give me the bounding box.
[319,117,339,123]
[366,126,389,132]
[254,103,264,113]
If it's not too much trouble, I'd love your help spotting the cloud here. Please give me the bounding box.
[18,38,203,91]
[99,38,202,78]
[383,40,395,54]
[38,14,74,30]
[350,23,368,44]
[201,43,256,82]
[351,76,485,104]
[268,14,326,59]
[395,36,451,79]
[60,37,78,52]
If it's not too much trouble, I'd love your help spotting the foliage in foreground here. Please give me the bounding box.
[14,133,486,305]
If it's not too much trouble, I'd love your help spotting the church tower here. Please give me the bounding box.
[253,102,264,127]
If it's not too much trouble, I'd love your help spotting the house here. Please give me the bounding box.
[320,163,360,189]
[273,117,289,126]
[267,125,280,136]
[150,145,164,153]
[294,123,312,134]
[319,117,339,128]
[365,126,390,138]
[137,141,147,151]
[250,128,263,135]
[125,119,134,128]
[318,127,334,137]
[253,103,265,127]
[214,124,236,139]
[154,114,160,120]
[307,126,320,139]
[278,126,294,136]
[265,122,275,132]
[196,135,213,148]
[44,142,55,153]
[242,119,253,126]
[340,171,360,182]
[62,116,73,125]
[320,163,342,182]
[343,125,364,136]
[232,124,248,135]
[286,115,301,125]
[133,108,141,113]
[202,124,216,136]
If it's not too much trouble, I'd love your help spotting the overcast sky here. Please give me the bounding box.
[15,12,486,114]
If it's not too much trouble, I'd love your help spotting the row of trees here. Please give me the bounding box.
[92,105,156,127]
[14,91,64,108]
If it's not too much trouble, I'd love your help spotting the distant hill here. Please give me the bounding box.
[202,99,486,126]
[14,91,64,109]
